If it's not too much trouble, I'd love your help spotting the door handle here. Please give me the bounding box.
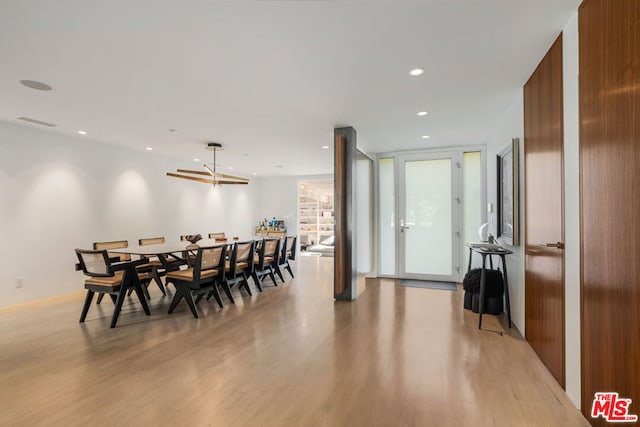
[539,242,565,249]
[400,225,410,232]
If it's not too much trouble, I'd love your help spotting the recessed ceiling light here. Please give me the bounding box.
[421,135,430,139]
[321,145,330,149]
[253,172,257,176]
[145,147,153,151]
[20,80,53,91]
[227,166,233,170]
[409,68,424,76]
[417,111,428,116]
[77,130,87,135]
[193,158,200,162]
[275,165,284,168]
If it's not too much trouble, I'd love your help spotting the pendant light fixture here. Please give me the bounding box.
[166,142,249,185]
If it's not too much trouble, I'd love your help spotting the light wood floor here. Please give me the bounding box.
[0,257,588,427]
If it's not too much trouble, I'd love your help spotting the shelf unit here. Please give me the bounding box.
[298,181,334,248]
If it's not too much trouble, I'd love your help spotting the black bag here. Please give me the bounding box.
[462,268,504,296]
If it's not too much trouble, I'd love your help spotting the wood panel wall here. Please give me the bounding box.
[579,0,640,422]
[523,35,565,388]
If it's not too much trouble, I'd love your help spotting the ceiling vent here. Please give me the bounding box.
[16,116,56,127]
[20,80,53,91]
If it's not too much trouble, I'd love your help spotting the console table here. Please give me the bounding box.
[467,244,513,330]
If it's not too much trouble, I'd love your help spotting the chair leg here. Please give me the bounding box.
[183,290,199,319]
[142,282,151,300]
[110,288,127,328]
[152,268,166,295]
[133,281,151,316]
[128,284,150,298]
[79,290,95,323]
[208,285,224,309]
[168,287,185,314]
[274,265,285,283]
[268,267,278,287]
[252,272,263,292]
[241,273,252,296]
[96,293,105,304]
[164,279,174,294]
[109,294,117,304]
[285,263,294,278]
[220,281,235,304]
[195,293,204,304]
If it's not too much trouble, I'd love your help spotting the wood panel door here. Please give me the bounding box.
[579,0,640,422]
[524,35,565,388]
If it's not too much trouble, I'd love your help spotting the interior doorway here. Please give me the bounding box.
[297,179,335,257]
[523,35,565,388]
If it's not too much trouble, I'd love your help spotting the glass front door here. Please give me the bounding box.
[398,152,459,281]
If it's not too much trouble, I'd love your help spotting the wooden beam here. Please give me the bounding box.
[166,172,248,185]
[177,169,249,181]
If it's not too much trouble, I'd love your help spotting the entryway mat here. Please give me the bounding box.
[398,279,458,291]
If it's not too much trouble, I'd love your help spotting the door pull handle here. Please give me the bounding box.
[539,242,565,249]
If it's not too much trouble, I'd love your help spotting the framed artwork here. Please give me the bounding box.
[496,138,519,246]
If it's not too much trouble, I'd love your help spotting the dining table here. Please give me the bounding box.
[110,238,221,258]
[82,239,218,326]
[81,237,276,326]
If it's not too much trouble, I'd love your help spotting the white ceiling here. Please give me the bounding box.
[0,0,579,176]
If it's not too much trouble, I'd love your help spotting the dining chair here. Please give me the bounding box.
[252,238,280,291]
[185,243,234,304]
[139,236,165,246]
[210,242,234,304]
[136,237,167,295]
[225,240,255,296]
[76,248,151,328]
[93,240,132,303]
[93,240,132,262]
[165,245,226,318]
[273,237,288,283]
[277,235,297,279]
[287,236,297,261]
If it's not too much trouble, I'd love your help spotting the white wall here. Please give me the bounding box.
[486,90,526,333]
[0,121,259,307]
[562,11,581,409]
[255,174,333,234]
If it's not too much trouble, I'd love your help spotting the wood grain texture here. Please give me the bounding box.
[334,134,347,296]
[524,34,566,388]
[0,257,588,426]
[334,127,357,301]
[579,0,640,422]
